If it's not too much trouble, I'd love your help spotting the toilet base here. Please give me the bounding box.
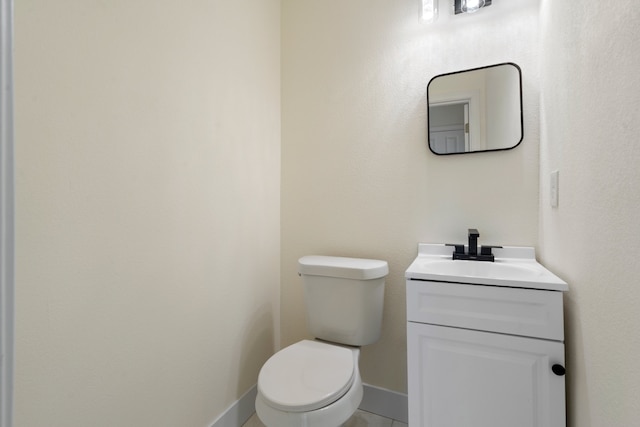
[255,366,363,427]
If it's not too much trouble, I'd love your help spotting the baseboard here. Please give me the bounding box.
[359,383,408,424]
[210,385,257,427]
[210,382,408,427]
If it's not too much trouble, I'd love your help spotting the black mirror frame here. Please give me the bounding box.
[427,62,524,156]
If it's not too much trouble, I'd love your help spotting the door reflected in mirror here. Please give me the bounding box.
[427,63,523,155]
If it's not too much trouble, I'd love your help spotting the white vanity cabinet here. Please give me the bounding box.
[405,244,568,427]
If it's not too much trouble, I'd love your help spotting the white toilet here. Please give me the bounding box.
[255,255,389,427]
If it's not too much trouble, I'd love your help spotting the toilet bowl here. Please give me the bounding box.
[255,256,388,427]
[255,340,362,427]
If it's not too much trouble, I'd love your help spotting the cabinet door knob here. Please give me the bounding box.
[552,364,566,376]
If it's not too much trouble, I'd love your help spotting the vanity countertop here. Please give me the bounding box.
[405,244,568,292]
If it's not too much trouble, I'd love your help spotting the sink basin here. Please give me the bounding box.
[406,244,568,291]
[418,259,542,281]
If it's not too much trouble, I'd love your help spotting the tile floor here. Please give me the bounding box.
[242,409,408,427]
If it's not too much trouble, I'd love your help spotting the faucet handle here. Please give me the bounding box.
[480,245,502,256]
[446,243,465,254]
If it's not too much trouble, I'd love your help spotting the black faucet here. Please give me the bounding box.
[468,228,479,256]
[448,228,501,262]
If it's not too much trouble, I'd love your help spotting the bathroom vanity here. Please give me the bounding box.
[406,244,568,427]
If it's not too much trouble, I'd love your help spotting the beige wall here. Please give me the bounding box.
[539,1,640,426]
[13,1,640,426]
[281,0,541,392]
[14,1,280,426]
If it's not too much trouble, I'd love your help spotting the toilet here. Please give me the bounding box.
[255,255,389,427]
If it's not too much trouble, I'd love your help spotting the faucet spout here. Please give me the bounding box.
[468,228,479,256]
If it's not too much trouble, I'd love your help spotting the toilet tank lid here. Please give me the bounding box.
[298,256,389,280]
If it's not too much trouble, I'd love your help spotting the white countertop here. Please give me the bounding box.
[405,244,569,292]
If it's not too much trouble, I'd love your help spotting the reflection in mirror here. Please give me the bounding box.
[427,63,523,155]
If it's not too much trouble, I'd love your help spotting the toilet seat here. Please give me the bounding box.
[257,340,355,412]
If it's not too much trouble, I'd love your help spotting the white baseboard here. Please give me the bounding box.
[210,385,257,427]
[360,383,408,424]
[210,383,408,427]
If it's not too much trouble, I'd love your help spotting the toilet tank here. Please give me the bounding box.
[298,256,388,346]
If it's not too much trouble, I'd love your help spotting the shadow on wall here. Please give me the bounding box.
[232,305,275,398]
[564,295,591,427]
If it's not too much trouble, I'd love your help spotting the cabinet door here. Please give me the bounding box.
[407,322,565,427]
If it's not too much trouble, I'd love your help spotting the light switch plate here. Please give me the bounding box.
[550,170,559,208]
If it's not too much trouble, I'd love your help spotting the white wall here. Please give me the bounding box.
[14,1,280,426]
[539,1,640,426]
[281,0,541,392]
[14,1,638,426]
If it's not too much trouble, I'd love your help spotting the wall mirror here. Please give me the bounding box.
[427,62,523,155]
